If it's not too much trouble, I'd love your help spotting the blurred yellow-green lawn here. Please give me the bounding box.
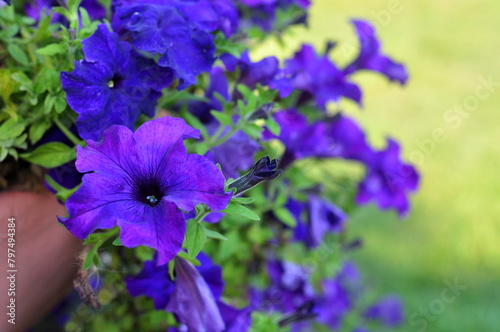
[255,0,500,331]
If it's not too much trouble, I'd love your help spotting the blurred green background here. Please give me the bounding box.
[255,0,500,331]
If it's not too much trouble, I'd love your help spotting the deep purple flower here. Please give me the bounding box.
[265,110,419,216]
[356,139,419,217]
[344,20,408,84]
[263,110,372,167]
[126,252,251,331]
[263,260,314,313]
[315,261,361,329]
[113,3,216,89]
[207,129,262,179]
[271,45,362,108]
[364,295,404,327]
[58,117,231,264]
[61,24,173,141]
[262,109,334,168]
[327,113,374,162]
[166,256,225,331]
[175,0,239,37]
[293,195,347,248]
[222,51,279,90]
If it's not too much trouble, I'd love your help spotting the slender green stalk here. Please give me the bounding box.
[53,117,84,146]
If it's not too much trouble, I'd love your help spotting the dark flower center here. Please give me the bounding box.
[107,73,124,89]
[133,176,165,207]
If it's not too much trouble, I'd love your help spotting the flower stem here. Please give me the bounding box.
[54,118,84,147]
[194,206,211,223]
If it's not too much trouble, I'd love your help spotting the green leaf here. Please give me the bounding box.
[222,201,260,220]
[83,243,101,270]
[168,259,175,280]
[36,43,65,56]
[55,183,81,203]
[11,72,33,93]
[237,84,254,100]
[273,207,297,227]
[29,120,51,144]
[241,123,263,139]
[205,229,227,241]
[54,95,67,113]
[231,196,255,205]
[7,44,29,66]
[43,94,56,114]
[177,251,201,266]
[112,238,122,246]
[19,142,75,168]
[210,110,233,126]
[79,7,91,27]
[265,115,281,136]
[0,118,25,140]
[82,227,119,245]
[186,220,207,259]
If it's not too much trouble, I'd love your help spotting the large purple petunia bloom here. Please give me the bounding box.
[126,253,251,331]
[356,138,419,217]
[58,117,231,264]
[113,2,217,89]
[271,45,362,108]
[61,24,173,141]
[344,20,408,84]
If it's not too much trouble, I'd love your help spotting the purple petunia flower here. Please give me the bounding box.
[356,138,419,217]
[264,109,373,168]
[315,261,361,330]
[293,195,347,248]
[126,253,251,331]
[271,45,362,108]
[264,109,419,216]
[167,256,225,331]
[262,109,333,168]
[61,24,173,141]
[221,51,279,91]
[174,0,239,38]
[364,295,404,327]
[262,260,315,314]
[58,116,231,264]
[344,20,408,84]
[113,2,217,89]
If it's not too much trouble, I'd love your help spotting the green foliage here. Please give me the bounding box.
[19,142,76,167]
[249,312,290,332]
[0,3,95,163]
[186,219,207,259]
